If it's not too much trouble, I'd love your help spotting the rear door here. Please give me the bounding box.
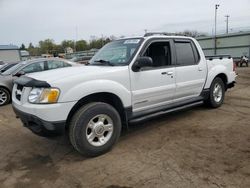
[174,39,206,102]
[130,39,176,113]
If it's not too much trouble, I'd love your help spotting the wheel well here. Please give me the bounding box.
[215,73,228,89]
[66,92,126,129]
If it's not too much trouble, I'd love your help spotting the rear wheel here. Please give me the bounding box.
[0,87,10,106]
[204,77,225,108]
[69,102,121,157]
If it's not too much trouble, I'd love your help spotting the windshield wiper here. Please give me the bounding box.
[94,59,114,66]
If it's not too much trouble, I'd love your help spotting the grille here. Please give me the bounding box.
[15,84,23,101]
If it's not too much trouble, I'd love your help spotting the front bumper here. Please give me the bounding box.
[13,106,65,137]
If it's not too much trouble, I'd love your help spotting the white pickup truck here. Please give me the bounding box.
[12,33,236,156]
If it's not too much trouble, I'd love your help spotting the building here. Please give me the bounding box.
[197,31,250,59]
[0,45,21,63]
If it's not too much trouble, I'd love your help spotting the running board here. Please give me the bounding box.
[129,101,203,124]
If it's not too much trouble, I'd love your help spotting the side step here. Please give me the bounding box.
[129,101,203,124]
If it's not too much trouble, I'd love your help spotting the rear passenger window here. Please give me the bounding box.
[47,60,71,70]
[175,41,198,66]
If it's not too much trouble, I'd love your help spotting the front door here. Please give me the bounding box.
[130,40,176,113]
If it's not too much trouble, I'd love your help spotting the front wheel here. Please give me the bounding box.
[69,102,121,157]
[0,87,10,106]
[204,77,225,108]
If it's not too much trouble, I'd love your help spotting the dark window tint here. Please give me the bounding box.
[22,62,45,73]
[175,42,196,66]
[143,42,171,67]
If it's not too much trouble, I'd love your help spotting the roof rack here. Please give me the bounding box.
[144,32,182,37]
[144,32,168,37]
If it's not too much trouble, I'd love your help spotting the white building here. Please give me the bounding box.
[0,45,21,63]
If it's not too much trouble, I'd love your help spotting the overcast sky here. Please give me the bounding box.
[0,0,249,46]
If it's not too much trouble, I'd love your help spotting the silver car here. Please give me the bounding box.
[0,58,78,106]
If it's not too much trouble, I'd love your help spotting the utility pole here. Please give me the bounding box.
[225,15,230,34]
[214,4,220,55]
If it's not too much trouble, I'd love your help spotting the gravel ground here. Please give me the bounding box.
[0,67,250,188]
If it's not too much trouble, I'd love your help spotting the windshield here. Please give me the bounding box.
[89,38,142,66]
[2,62,25,75]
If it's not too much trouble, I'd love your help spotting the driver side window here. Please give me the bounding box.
[143,41,172,67]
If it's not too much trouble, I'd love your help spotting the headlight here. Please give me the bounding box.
[28,88,60,104]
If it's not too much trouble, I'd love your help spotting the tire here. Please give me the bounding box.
[69,102,122,157]
[0,87,10,106]
[204,77,225,108]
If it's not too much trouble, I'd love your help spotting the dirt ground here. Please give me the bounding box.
[0,67,250,188]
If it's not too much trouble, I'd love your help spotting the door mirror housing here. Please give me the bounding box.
[13,71,25,77]
[133,57,153,72]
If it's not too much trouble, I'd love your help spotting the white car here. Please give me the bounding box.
[12,33,236,156]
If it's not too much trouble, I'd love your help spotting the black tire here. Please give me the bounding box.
[69,102,121,157]
[0,87,10,106]
[204,77,225,108]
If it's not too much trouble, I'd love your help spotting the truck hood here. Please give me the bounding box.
[26,65,128,84]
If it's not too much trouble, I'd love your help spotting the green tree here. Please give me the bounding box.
[76,40,88,51]
[61,40,75,51]
[28,43,34,49]
[39,39,55,54]
[20,43,26,50]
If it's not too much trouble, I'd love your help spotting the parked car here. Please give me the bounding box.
[13,33,236,157]
[0,62,19,73]
[0,58,78,106]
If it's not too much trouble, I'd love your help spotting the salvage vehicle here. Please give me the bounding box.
[12,33,236,156]
[0,58,78,106]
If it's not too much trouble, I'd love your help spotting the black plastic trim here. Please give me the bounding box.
[200,89,210,100]
[129,101,203,124]
[227,81,235,89]
[14,76,51,88]
[13,106,65,137]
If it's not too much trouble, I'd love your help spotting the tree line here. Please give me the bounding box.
[20,31,207,56]
[20,37,114,56]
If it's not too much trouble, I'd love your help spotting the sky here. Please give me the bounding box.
[0,0,249,46]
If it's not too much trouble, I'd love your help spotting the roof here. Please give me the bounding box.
[0,45,19,50]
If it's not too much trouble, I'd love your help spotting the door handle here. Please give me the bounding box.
[198,67,203,71]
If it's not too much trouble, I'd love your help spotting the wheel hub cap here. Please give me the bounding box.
[213,83,222,103]
[94,124,105,136]
[0,89,7,105]
[86,114,114,147]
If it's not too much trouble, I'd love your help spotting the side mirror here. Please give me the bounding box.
[13,71,25,77]
[132,57,153,72]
